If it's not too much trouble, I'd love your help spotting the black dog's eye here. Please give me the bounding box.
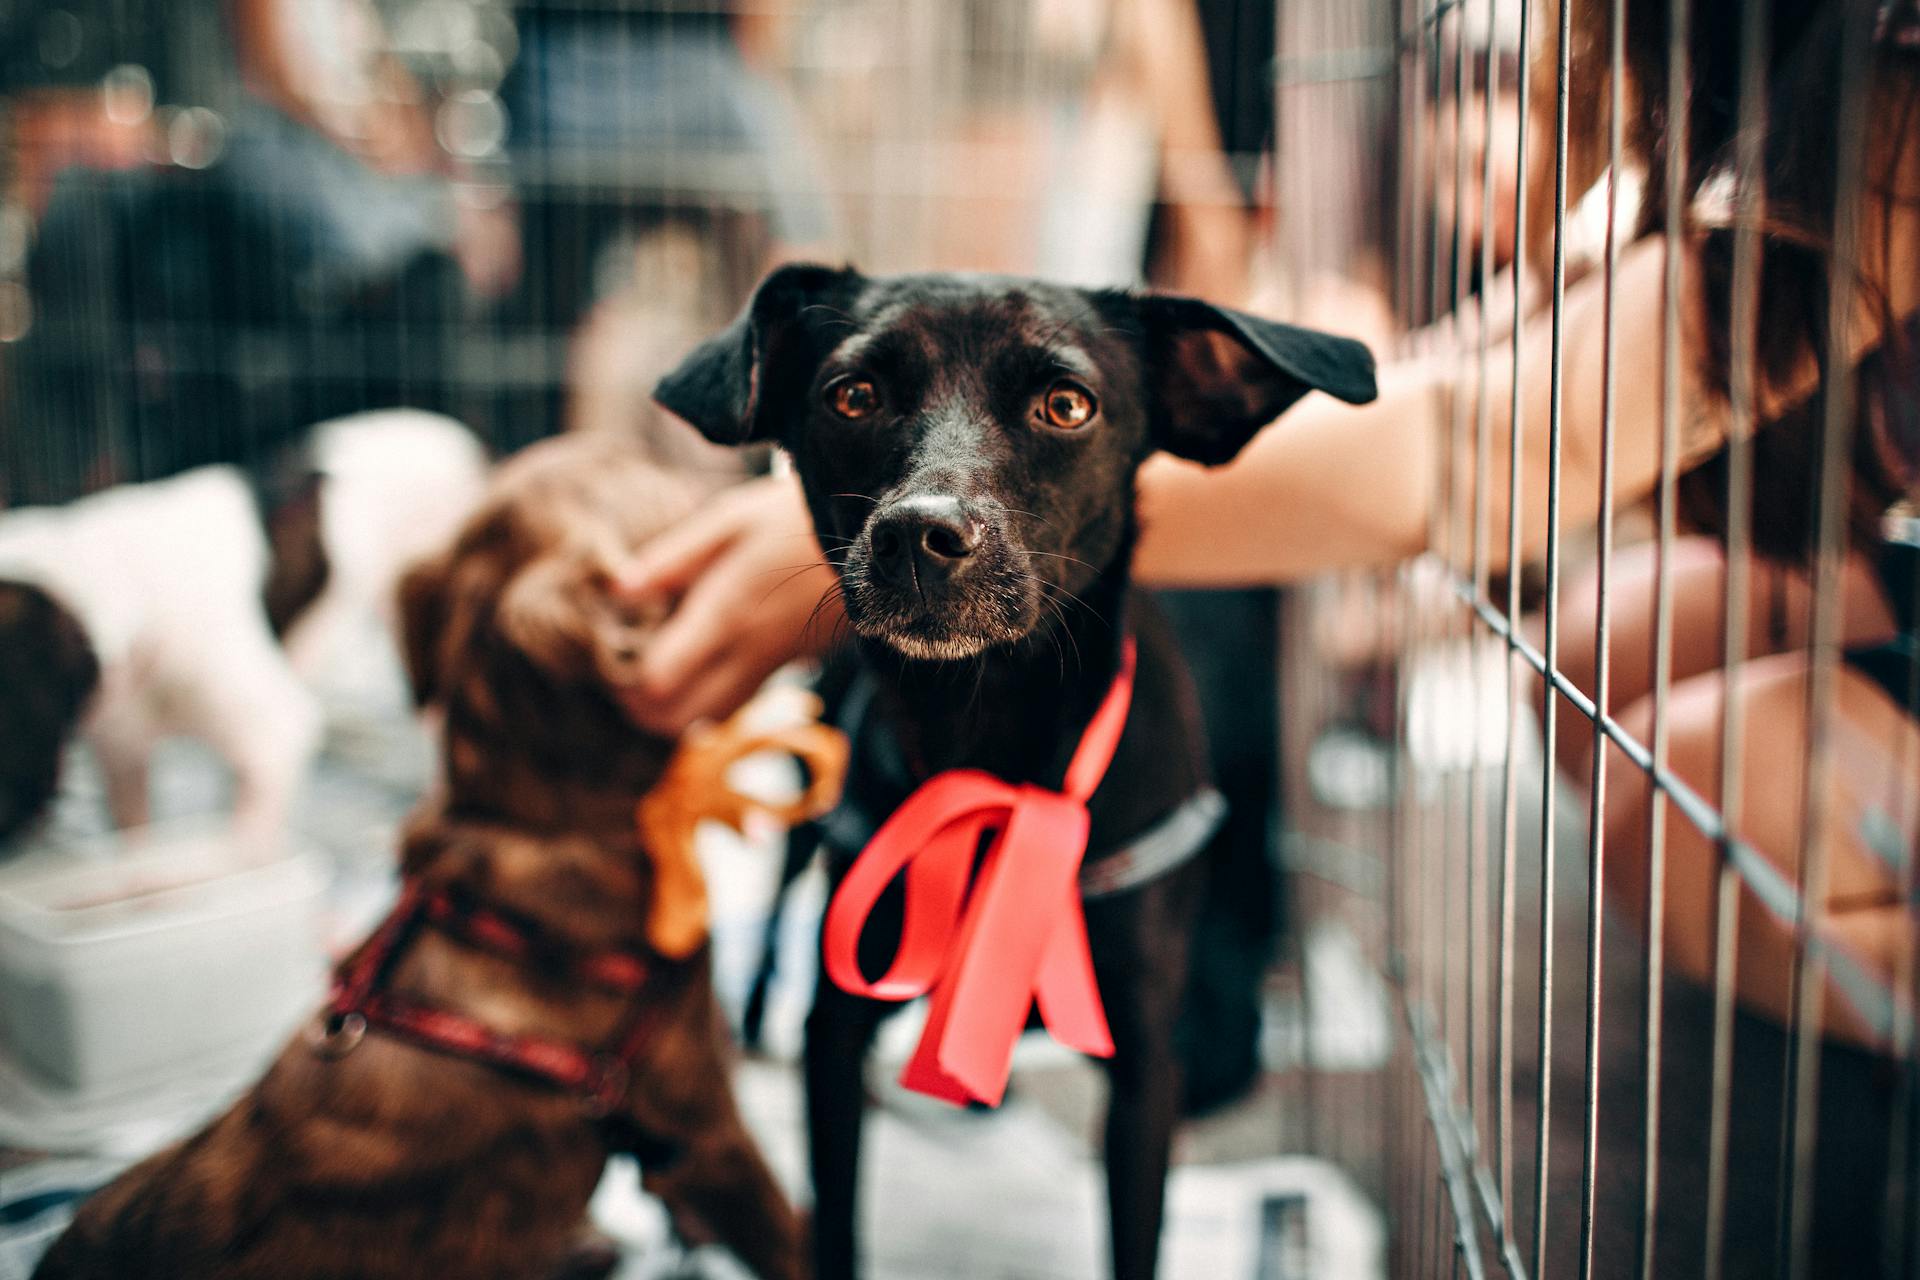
[1038,381,1097,431]
[825,377,881,420]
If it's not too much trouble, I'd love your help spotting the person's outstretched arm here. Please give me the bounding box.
[1138,233,1711,586]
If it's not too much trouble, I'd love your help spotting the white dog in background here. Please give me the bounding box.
[0,411,489,847]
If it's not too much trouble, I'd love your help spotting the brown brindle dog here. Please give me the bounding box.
[33,436,821,1280]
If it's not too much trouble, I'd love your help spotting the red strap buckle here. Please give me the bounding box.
[307,1010,368,1059]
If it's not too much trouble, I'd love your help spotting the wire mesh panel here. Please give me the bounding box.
[1305,0,1920,1276]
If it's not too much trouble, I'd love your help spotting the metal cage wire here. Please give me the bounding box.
[1340,0,1916,1276]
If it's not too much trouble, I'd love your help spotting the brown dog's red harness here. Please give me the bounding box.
[310,880,668,1117]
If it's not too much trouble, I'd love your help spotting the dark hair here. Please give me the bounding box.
[1679,0,1918,558]
[1558,0,1917,559]
[0,580,100,847]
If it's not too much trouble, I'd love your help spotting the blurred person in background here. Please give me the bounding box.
[0,0,496,505]
[502,0,836,461]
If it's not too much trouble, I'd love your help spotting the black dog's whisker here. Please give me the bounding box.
[997,505,1057,530]
[766,549,849,572]
[1032,574,1103,626]
[1017,578,1082,674]
[801,580,850,644]
[1046,596,1083,672]
[1024,549,1097,574]
[760,545,850,577]
[755,563,837,605]
[1024,595,1069,680]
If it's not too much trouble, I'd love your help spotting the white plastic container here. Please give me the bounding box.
[0,823,328,1097]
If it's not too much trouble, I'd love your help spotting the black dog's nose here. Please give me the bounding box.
[868,495,981,588]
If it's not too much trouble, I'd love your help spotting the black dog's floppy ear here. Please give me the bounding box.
[1136,294,1378,466]
[655,263,862,445]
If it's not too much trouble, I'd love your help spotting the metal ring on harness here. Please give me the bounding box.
[308,1010,369,1059]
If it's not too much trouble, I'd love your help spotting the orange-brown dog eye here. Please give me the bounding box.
[827,378,880,419]
[1041,381,1096,430]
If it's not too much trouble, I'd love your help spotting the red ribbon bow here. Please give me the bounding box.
[821,640,1136,1107]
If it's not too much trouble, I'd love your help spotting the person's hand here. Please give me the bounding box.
[616,472,843,736]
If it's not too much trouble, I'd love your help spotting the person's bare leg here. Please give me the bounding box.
[1548,539,1896,783]
[1603,655,1920,1049]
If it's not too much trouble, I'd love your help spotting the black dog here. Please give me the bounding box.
[657,266,1375,1280]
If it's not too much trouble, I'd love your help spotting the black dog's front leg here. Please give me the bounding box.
[805,979,888,1280]
[1089,862,1203,1280]
[1101,1028,1183,1280]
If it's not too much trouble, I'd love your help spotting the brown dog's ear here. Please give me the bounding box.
[654,262,863,445]
[397,553,451,708]
[1134,294,1378,466]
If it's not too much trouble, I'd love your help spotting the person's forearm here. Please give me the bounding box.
[1134,357,1441,586]
[1136,233,1701,588]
